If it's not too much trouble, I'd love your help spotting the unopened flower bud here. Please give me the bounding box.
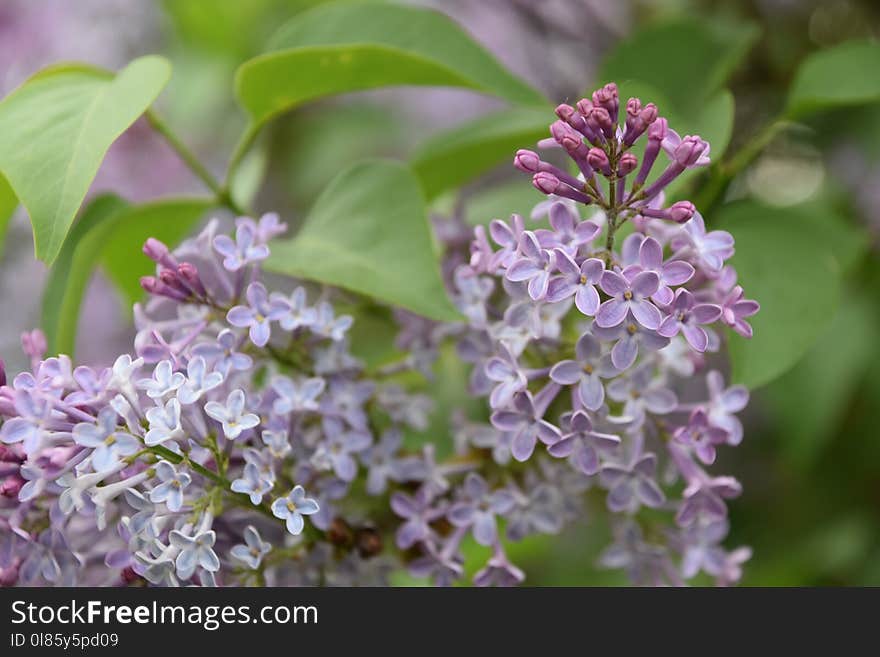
[177,262,207,298]
[327,517,354,547]
[143,238,177,269]
[592,82,619,124]
[532,173,592,204]
[673,136,710,168]
[618,152,638,177]
[513,149,541,173]
[587,147,612,177]
[669,200,696,223]
[587,106,614,140]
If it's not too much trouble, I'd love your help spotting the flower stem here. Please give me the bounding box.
[146,110,247,216]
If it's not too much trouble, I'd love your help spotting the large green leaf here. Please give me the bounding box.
[0,173,17,257]
[266,159,459,321]
[765,297,875,469]
[787,41,880,118]
[411,107,550,200]
[599,18,758,112]
[41,195,129,355]
[42,197,213,355]
[235,1,544,128]
[0,56,172,264]
[719,201,867,389]
[101,199,214,306]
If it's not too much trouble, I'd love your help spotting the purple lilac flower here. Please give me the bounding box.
[230,526,272,569]
[546,251,604,315]
[447,473,515,546]
[227,282,288,347]
[596,269,663,330]
[391,489,446,550]
[591,318,670,370]
[213,220,270,271]
[271,486,320,536]
[148,461,191,512]
[547,410,620,476]
[505,231,556,300]
[599,453,666,513]
[490,391,561,462]
[204,389,260,440]
[549,332,618,410]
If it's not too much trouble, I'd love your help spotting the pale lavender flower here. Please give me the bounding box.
[705,371,749,445]
[230,526,271,569]
[149,460,191,512]
[505,231,556,300]
[490,391,561,462]
[177,356,223,404]
[312,302,353,341]
[391,489,446,549]
[674,409,729,465]
[607,364,678,421]
[271,486,320,536]
[473,547,525,587]
[546,251,604,315]
[596,269,662,330]
[671,212,734,272]
[448,473,515,546]
[204,389,260,440]
[277,287,317,331]
[272,376,325,415]
[169,529,220,580]
[230,462,273,505]
[72,408,140,472]
[600,453,666,513]
[213,221,270,271]
[549,332,618,410]
[719,282,760,338]
[680,518,729,579]
[484,345,526,409]
[657,289,721,352]
[313,417,371,481]
[136,359,185,400]
[144,398,184,446]
[548,410,620,476]
[227,282,288,347]
[591,319,671,370]
[534,202,600,253]
[621,235,694,305]
[191,329,253,378]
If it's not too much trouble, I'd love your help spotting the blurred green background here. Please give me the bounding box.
[2,0,880,585]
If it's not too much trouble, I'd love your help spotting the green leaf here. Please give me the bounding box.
[787,41,880,118]
[0,56,172,264]
[599,18,758,112]
[266,159,460,321]
[411,107,550,200]
[765,297,875,468]
[235,1,544,127]
[101,199,214,306]
[41,195,129,355]
[0,172,17,257]
[719,201,867,389]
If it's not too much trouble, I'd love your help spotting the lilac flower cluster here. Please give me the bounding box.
[0,214,439,586]
[406,82,760,585]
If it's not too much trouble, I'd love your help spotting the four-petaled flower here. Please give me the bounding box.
[136,360,185,400]
[272,376,325,415]
[596,269,663,330]
[271,486,320,536]
[191,329,253,378]
[144,398,184,446]
[549,332,619,410]
[490,391,561,462]
[548,410,620,476]
[547,250,604,315]
[169,529,220,580]
[448,473,516,546]
[204,389,260,440]
[230,526,271,569]
[149,460,192,512]
[73,407,140,472]
[600,453,666,513]
[658,289,721,352]
[505,231,556,300]
[213,221,270,271]
[227,282,288,347]
[622,235,694,305]
[177,356,223,404]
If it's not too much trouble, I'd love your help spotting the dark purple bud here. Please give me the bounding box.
[0,474,24,498]
[587,147,612,177]
[587,106,614,140]
[550,120,589,158]
[140,276,188,302]
[555,103,585,132]
[159,268,191,297]
[0,445,25,464]
[514,149,586,189]
[623,99,657,146]
[617,152,638,177]
[532,173,592,204]
[0,357,5,388]
[635,117,668,186]
[177,262,207,298]
[592,82,619,124]
[575,98,593,117]
[143,238,177,269]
